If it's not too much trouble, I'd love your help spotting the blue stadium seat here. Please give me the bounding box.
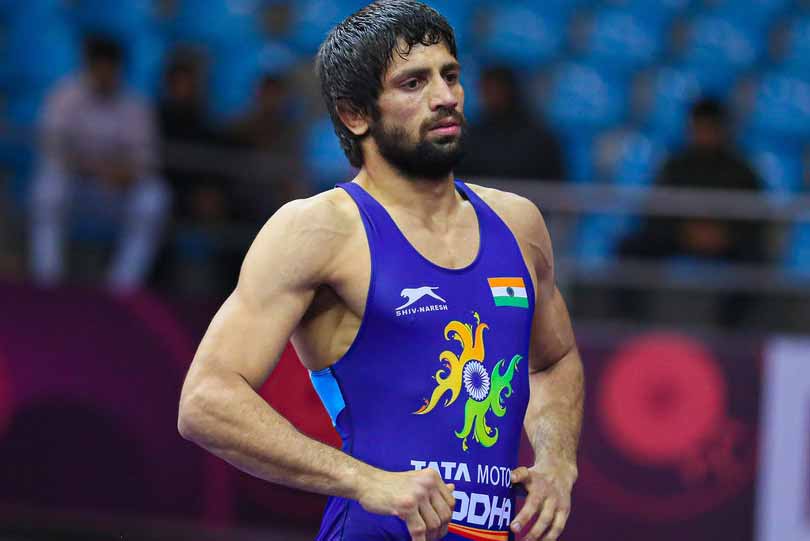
[709,0,792,26]
[579,8,663,76]
[127,32,166,99]
[170,0,263,51]
[305,117,356,192]
[680,13,763,96]
[3,16,79,94]
[597,129,665,186]
[543,62,628,183]
[71,0,154,41]
[208,41,298,120]
[543,62,628,137]
[785,222,810,277]
[288,0,366,55]
[603,0,691,26]
[457,54,483,122]
[560,135,598,184]
[745,70,810,144]
[478,3,567,69]
[742,139,804,197]
[576,130,665,264]
[780,16,810,74]
[0,0,64,21]
[422,0,476,52]
[478,0,588,18]
[638,66,702,145]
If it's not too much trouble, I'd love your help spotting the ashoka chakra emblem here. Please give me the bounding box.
[463,361,490,402]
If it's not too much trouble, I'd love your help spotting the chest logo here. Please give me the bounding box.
[414,312,521,451]
[395,286,448,315]
[488,277,529,309]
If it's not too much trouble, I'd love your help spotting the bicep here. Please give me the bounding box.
[189,278,315,391]
[184,202,331,391]
[529,285,576,373]
[526,211,575,372]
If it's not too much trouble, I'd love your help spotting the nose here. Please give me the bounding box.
[429,77,459,112]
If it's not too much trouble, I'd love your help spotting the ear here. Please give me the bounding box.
[336,100,370,137]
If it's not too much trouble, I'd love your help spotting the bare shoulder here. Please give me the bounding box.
[239,187,362,293]
[466,182,554,293]
[465,183,550,249]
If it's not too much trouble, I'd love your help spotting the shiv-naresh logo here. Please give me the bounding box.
[414,312,521,451]
[395,286,449,317]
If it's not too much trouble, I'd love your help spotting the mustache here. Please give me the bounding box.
[422,109,466,134]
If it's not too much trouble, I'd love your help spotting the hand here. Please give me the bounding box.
[356,468,456,541]
[510,459,577,541]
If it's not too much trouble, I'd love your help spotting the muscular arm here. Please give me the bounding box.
[177,194,456,541]
[518,202,583,540]
[525,286,583,473]
[523,202,583,471]
[177,197,373,499]
[477,188,583,541]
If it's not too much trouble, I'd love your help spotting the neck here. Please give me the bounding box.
[355,151,459,222]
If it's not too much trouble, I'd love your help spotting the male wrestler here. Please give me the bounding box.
[178,2,583,540]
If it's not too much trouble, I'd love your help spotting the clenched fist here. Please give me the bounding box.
[357,468,456,541]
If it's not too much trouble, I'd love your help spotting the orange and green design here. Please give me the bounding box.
[448,523,509,540]
[414,312,521,451]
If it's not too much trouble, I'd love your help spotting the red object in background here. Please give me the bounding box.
[259,344,341,448]
[598,333,727,466]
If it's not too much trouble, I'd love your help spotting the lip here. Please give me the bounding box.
[428,117,461,135]
[429,125,461,136]
[431,118,460,129]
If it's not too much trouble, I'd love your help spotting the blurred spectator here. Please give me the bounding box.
[29,35,170,292]
[619,98,767,327]
[621,98,765,263]
[227,72,302,222]
[456,66,565,181]
[158,52,231,225]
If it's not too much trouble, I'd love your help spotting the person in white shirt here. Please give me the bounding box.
[30,36,171,292]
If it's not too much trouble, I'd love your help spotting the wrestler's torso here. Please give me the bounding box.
[291,181,539,373]
[291,179,542,540]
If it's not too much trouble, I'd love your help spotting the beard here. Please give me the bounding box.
[370,109,467,181]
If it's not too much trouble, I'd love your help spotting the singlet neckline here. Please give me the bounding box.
[347,180,485,274]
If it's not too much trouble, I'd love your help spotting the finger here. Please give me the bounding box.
[406,511,427,541]
[526,499,556,541]
[511,467,530,485]
[441,483,456,508]
[430,490,453,539]
[540,508,570,541]
[419,499,442,540]
[510,492,542,534]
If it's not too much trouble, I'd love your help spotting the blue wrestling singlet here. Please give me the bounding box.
[308,180,535,541]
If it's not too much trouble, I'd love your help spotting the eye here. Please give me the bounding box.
[445,72,460,84]
[402,78,424,90]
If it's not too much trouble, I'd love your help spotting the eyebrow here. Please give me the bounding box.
[390,61,462,84]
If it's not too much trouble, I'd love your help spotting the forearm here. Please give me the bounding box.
[178,371,377,500]
[524,348,584,468]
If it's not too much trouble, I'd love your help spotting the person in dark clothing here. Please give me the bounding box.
[226,72,303,223]
[619,98,767,327]
[622,98,765,263]
[456,66,565,181]
[156,52,237,297]
[158,53,231,224]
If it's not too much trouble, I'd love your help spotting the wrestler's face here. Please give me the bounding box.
[370,41,466,180]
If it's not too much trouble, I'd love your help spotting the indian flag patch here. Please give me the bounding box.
[488,277,529,308]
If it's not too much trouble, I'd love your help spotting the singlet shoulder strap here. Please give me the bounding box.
[454,180,508,234]
[337,182,408,247]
